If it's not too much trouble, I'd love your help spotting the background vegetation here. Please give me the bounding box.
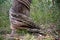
[0,0,60,40]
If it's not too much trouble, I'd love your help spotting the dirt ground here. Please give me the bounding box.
[1,33,55,40]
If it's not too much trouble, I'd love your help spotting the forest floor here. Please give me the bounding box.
[0,24,56,40]
[0,33,55,40]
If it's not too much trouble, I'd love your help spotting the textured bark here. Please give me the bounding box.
[9,0,45,36]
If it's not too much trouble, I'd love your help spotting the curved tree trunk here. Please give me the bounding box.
[9,0,46,36]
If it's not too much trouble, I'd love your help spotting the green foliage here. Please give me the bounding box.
[30,0,60,26]
[0,0,11,27]
[0,0,6,4]
[31,0,53,24]
[55,0,60,9]
[0,35,4,40]
[55,0,60,3]
[30,0,60,37]
[0,0,60,40]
